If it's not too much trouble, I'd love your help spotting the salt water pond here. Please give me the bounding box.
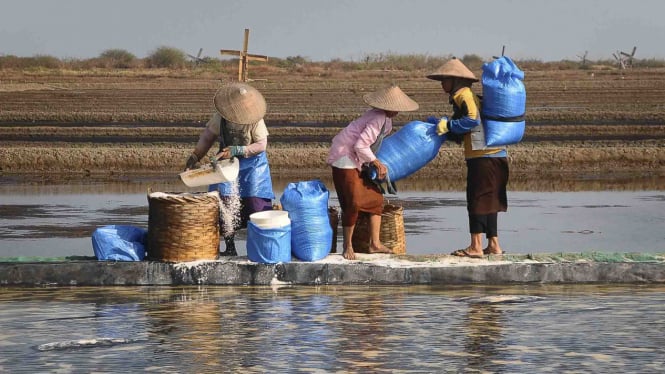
[0,175,663,258]
[2,285,664,373]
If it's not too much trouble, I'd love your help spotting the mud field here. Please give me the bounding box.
[1,67,664,186]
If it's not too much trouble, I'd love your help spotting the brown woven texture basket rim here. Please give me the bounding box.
[147,190,220,203]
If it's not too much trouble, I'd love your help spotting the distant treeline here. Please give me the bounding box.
[2,46,665,71]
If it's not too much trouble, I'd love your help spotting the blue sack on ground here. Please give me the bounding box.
[376,120,445,182]
[246,221,291,264]
[92,225,147,261]
[481,56,526,146]
[280,180,332,261]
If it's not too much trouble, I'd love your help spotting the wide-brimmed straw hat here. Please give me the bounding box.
[362,84,419,112]
[213,83,267,125]
[426,58,479,82]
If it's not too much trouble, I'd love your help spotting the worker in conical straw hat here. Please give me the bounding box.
[185,82,274,257]
[327,84,419,260]
[426,57,508,259]
[426,57,479,82]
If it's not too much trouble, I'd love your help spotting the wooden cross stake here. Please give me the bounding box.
[220,28,268,82]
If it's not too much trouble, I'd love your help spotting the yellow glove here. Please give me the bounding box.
[436,117,449,136]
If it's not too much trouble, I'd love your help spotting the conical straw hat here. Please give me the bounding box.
[426,58,479,82]
[213,83,267,125]
[362,84,419,112]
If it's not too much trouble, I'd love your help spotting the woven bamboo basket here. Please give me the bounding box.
[328,206,340,253]
[351,203,406,255]
[147,191,220,262]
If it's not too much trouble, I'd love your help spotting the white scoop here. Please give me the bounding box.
[179,158,240,187]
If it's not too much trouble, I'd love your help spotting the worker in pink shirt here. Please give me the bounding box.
[327,84,419,260]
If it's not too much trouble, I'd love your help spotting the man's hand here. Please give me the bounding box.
[184,152,199,171]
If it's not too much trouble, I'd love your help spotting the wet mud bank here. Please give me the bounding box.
[2,254,665,286]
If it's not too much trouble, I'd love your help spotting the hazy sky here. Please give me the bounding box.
[1,0,662,62]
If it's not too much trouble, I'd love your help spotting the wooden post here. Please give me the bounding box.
[220,28,268,82]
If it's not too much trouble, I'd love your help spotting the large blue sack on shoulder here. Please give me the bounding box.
[246,221,291,264]
[481,56,526,146]
[377,120,445,182]
[280,180,332,261]
[92,225,147,261]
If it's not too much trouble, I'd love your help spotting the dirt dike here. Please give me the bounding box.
[1,68,664,183]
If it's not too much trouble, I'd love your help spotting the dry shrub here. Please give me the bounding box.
[146,46,188,68]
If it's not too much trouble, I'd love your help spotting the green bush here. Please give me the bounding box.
[146,46,187,68]
[99,49,137,68]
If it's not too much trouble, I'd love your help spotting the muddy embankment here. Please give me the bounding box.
[1,68,664,189]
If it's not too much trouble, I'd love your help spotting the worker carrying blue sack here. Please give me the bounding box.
[327,84,419,260]
[426,57,509,258]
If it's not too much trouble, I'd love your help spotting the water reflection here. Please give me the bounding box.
[337,294,390,370]
[464,304,504,370]
[2,285,665,372]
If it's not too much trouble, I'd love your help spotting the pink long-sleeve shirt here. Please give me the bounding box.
[327,109,392,170]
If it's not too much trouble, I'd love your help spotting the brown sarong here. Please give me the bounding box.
[332,167,383,226]
[466,157,509,215]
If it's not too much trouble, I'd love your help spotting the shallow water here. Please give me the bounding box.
[2,176,665,373]
[1,284,665,373]
[0,177,663,257]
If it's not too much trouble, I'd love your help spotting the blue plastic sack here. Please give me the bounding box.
[91,225,147,261]
[376,120,446,182]
[211,151,274,200]
[280,180,332,261]
[481,56,526,146]
[246,221,291,264]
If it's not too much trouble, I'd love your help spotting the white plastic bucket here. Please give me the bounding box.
[179,158,240,187]
[250,210,291,229]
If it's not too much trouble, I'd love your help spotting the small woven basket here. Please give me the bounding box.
[147,191,220,262]
[328,206,340,253]
[351,203,406,255]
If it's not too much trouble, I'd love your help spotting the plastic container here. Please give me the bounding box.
[179,158,240,187]
[249,210,291,229]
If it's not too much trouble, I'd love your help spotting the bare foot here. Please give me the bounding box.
[343,247,356,260]
[368,244,392,254]
[483,247,504,255]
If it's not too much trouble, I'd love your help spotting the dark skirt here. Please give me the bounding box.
[332,167,383,226]
[466,157,509,215]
